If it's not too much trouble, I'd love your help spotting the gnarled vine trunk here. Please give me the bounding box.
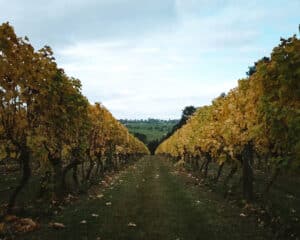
[7,146,31,213]
[62,160,79,190]
[48,153,64,200]
[204,153,212,178]
[215,162,225,182]
[242,142,254,201]
[85,154,95,182]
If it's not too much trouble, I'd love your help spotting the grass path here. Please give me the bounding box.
[25,156,270,240]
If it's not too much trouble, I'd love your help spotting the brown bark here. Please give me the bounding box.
[62,160,79,189]
[204,153,211,178]
[72,164,79,187]
[242,142,254,201]
[85,154,95,182]
[224,165,238,186]
[199,158,206,172]
[215,162,225,182]
[7,146,31,213]
[50,156,63,199]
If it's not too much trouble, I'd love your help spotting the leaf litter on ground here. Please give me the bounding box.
[49,222,65,229]
[127,222,137,227]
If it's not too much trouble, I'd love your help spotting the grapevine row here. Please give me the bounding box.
[156,34,300,200]
[0,23,149,213]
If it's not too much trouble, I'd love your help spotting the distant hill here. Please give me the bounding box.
[120,107,196,155]
[119,119,179,144]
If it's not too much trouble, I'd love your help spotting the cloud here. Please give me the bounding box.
[0,0,299,118]
[0,0,178,48]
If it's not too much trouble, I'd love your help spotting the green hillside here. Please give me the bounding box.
[120,119,178,144]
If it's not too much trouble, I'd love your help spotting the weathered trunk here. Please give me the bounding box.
[224,165,238,186]
[256,154,262,170]
[184,154,190,167]
[80,161,86,183]
[223,164,238,198]
[62,160,78,190]
[113,154,119,171]
[72,164,79,187]
[106,150,114,171]
[95,154,104,177]
[199,158,206,172]
[37,171,51,199]
[7,147,31,213]
[194,156,200,171]
[204,153,211,178]
[215,162,225,182]
[264,154,271,172]
[119,154,124,166]
[197,156,200,170]
[242,142,254,201]
[94,153,101,175]
[85,154,95,182]
[49,155,64,200]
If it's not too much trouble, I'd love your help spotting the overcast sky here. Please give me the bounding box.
[0,0,299,119]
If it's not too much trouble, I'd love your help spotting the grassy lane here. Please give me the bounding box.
[24,156,270,240]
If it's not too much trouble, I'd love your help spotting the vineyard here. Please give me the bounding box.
[156,34,300,196]
[0,22,148,217]
[156,34,300,237]
[0,22,299,240]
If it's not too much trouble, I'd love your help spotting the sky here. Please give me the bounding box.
[0,0,299,119]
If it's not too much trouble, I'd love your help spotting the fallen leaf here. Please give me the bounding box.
[96,194,104,199]
[286,194,294,199]
[106,202,112,206]
[49,222,65,229]
[290,208,296,214]
[240,213,247,217]
[258,221,265,227]
[4,215,18,222]
[80,220,87,224]
[0,222,6,234]
[13,218,39,233]
[91,213,99,217]
[128,222,136,227]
